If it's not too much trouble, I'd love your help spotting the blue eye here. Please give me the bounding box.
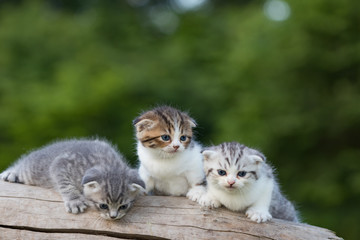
[119,204,128,210]
[161,135,171,141]
[99,204,108,210]
[238,171,247,177]
[217,169,227,176]
[180,135,187,141]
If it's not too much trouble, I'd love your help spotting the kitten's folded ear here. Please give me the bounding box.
[81,167,101,185]
[83,181,102,194]
[248,150,266,165]
[129,183,147,197]
[133,117,156,132]
[82,168,102,194]
[249,155,264,165]
[188,118,197,128]
[201,149,218,161]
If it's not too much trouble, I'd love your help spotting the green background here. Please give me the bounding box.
[0,0,359,239]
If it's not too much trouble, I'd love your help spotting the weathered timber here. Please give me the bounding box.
[0,181,342,240]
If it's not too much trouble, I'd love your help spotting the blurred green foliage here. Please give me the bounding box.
[0,0,359,239]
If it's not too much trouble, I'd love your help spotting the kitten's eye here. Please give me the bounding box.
[238,171,247,177]
[119,204,128,210]
[99,204,109,210]
[217,169,227,176]
[180,135,187,141]
[161,135,171,141]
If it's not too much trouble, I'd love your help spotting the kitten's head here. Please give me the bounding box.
[81,166,145,220]
[133,106,196,157]
[202,142,266,193]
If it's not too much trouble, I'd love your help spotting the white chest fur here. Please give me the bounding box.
[137,142,204,196]
[208,177,274,212]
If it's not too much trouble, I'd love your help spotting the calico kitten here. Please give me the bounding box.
[198,142,299,223]
[0,139,145,220]
[133,106,205,198]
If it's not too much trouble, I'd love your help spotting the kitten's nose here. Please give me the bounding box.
[227,179,235,186]
[173,145,180,150]
[109,211,118,219]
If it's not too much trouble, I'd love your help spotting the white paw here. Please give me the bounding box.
[65,198,88,214]
[186,185,206,202]
[199,195,221,209]
[245,208,272,223]
[0,171,21,183]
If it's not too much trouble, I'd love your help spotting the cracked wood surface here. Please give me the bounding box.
[0,181,342,240]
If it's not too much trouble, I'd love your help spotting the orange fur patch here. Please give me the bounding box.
[134,106,195,149]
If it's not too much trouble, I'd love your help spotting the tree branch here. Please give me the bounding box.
[0,181,342,240]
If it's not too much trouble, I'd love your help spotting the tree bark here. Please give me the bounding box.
[0,181,342,240]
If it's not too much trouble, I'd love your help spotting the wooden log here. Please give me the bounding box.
[0,181,342,240]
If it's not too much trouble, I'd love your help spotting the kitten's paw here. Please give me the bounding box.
[0,171,22,183]
[186,185,206,202]
[245,208,272,223]
[199,195,221,209]
[65,198,88,214]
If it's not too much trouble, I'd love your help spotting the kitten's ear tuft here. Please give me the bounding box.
[188,118,197,128]
[83,181,101,194]
[202,150,218,161]
[129,183,147,197]
[134,118,156,132]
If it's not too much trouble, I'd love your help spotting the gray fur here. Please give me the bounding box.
[270,183,300,222]
[0,139,145,220]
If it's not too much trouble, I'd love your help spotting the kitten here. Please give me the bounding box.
[198,142,299,223]
[0,139,145,220]
[133,106,205,199]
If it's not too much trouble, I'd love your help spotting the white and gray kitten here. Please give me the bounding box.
[0,139,145,220]
[197,142,299,223]
[133,106,205,198]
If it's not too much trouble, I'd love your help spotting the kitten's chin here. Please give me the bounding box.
[219,184,241,193]
[159,149,184,158]
[224,186,238,192]
[101,213,126,220]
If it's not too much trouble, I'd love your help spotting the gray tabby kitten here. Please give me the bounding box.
[197,142,299,223]
[0,139,145,220]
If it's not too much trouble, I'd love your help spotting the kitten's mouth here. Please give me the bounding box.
[165,149,179,154]
[102,214,125,220]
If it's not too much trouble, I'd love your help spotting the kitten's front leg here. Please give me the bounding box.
[185,165,206,201]
[245,180,274,223]
[198,192,221,209]
[64,196,89,214]
[138,165,155,194]
[186,185,206,202]
[0,169,23,183]
[50,163,89,214]
[54,178,89,214]
[245,208,272,223]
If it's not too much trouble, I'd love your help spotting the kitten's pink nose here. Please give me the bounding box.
[227,179,235,186]
[173,145,180,150]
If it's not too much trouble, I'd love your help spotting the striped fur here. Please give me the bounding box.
[0,139,145,220]
[134,106,195,150]
[199,142,299,223]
